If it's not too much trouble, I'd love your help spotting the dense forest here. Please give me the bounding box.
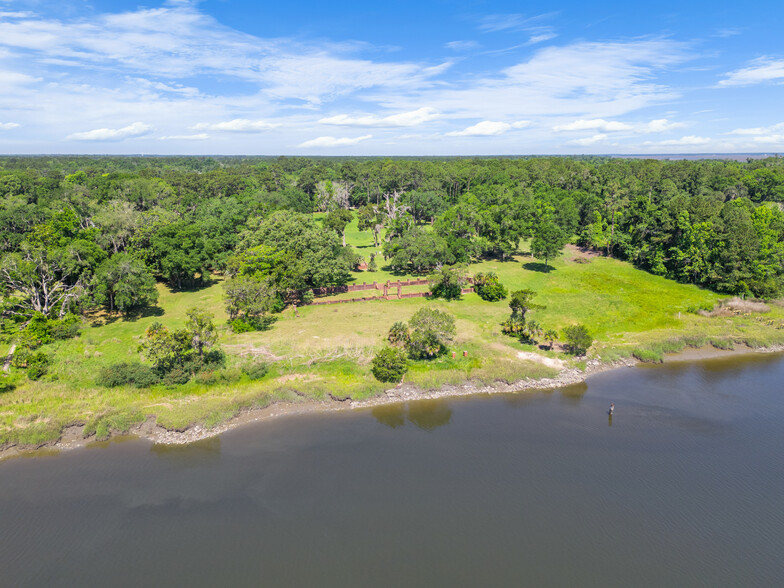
[2,155,784,340]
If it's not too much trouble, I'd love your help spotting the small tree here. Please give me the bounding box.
[388,321,410,346]
[531,214,568,269]
[406,307,456,359]
[138,322,191,374]
[562,324,593,355]
[323,209,354,247]
[92,253,158,313]
[223,275,277,331]
[367,253,378,272]
[185,307,218,359]
[508,289,544,321]
[543,329,558,350]
[429,264,469,300]
[473,272,508,301]
[371,346,409,383]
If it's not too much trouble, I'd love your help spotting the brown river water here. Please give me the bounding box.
[1,353,783,587]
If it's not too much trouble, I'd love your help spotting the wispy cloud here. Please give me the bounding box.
[319,107,438,127]
[298,135,372,148]
[727,122,784,135]
[477,12,557,45]
[478,12,556,33]
[192,119,280,132]
[444,40,480,51]
[655,135,711,146]
[67,122,152,141]
[446,120,529,136]
[159,133,209,141]
[554,119,633,132]
[568,133,608,146]
[0,122,20,130]
[719,58,784,86]
[553,117,683,134]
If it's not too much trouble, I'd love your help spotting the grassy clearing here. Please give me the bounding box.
[3,230,784,448]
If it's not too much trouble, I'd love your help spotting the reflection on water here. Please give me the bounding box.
[2,353,784,588]
[150,436,222,467]
[372,399,453,431]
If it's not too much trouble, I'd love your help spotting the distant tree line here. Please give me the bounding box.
[2,154,784,342]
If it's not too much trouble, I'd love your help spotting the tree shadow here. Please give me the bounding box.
[124,305,165,322]
[522,262,554,273]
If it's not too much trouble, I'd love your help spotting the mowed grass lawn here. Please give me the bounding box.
[3,220,784,448]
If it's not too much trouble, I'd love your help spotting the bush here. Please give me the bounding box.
[0,377,17,393]
[26,351,51,380]
[371,346,409,383]
[387,321,409,346]
[229,318,255,333]
[195,367,244,385]
[406,307,456,359]
[242,361,269,380]
[96,362,160,388]
[429,264,468,300]
[473,272,508,302]
[562,324,593,355]
[162,367,191,387]
[367,254,378,272]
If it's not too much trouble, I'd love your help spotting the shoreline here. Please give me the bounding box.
[2,344,783,462]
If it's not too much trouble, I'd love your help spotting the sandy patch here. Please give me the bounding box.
[517,351,566,370]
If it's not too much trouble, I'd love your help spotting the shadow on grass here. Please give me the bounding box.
[522,262,555,273]
[124,305,165,322]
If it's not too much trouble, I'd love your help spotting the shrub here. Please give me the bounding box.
[0,377,17,393]
[562,324,593,355]
[162,367,191,387]
[429,264,468,300]
[387,321,410,346]
[473,272,508,301]
[26,351,51,380]
[96,362,160,388]
[406,307,456,359]
[242,361,270,380]
[371,346,409,383]
[367,254,378,272]
[229,318,255,333]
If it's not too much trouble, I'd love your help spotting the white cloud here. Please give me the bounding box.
[445,40,480,51]
[568,133,608,146]
[727,122,784,136]
[319,107,438,127]
[554,118,632,132]
[192,119,280,132]
[553,117,683,134]
[0,122,20,130]
[644,118,684,133]
[528,33,556,45]
[0,3,448,105]
[719,58,784,86]
[656,135,711,146]
[298,135,372,148]
[446,120,529,136]
[752,134,784,144]
[67,122,152,141]
[159,133,209,141]
[478,13,556,34]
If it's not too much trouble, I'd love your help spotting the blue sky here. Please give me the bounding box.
[1,0,783,155]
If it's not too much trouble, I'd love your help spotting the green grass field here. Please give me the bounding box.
[3,223,784,448]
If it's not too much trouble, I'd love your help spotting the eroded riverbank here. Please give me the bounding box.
[3,344,782,462]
